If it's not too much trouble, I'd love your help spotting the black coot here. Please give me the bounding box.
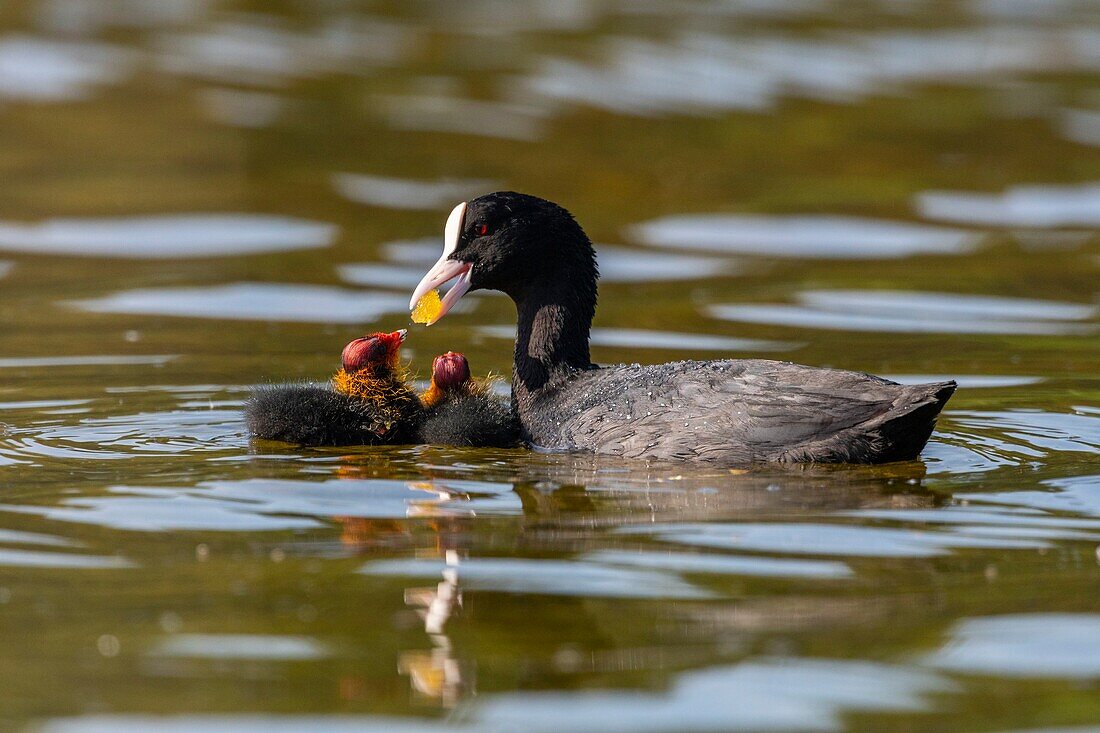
[408,192,956,465]
[418,351,520,448]
[246,330,423,446]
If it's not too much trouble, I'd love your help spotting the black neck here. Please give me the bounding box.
[511,279,595,403]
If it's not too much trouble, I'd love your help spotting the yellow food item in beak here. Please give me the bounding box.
[411,289,443,325]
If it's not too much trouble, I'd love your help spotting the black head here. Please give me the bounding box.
[457,192,595,295]
[408,192,598,323]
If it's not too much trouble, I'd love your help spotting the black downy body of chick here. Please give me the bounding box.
[417,351,520,448]
[246,330,423,446]
[409,192,956,465]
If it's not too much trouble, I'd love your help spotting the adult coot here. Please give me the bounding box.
[247,330,423,446]
[418,351,520,448]
[409,192,956,464]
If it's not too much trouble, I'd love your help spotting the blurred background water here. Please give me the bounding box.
[0,0,1098,731]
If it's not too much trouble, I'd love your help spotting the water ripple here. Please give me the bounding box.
[6,409,245,460]
[367,239,737,284]
[629,214,978,258]
[957,474,1100,517]
[0,356,176,369]
[515,27,1100,116]
[708,291,1098,335]
[581,549,853,579]
[923,614,1100,678]
[360,557,714,599]
[32,655,951,733]
[375,94,549,141]
[479,325,796,352]
[70,283,409,323]
[332,173,495,210]
[0,35,135,101]
[916,182,1100,228]
[474,658,954,732]
[0,548,135,569]
[149,634,330,661]
[948,408,1100,456]
[0,477,519,532]
[0,215,335,258]
[621,521,1049,558]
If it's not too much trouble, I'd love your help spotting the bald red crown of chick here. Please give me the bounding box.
[432,352,472,392]
[341,330,407,374]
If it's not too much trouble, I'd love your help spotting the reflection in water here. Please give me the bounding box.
[1,0,1099,730]
[375,94,550,142]
[0,477,522,532]
[197,87,285,129]
[886,375,1042,389]
[629,214,978,258]
[514,26,1100,116]
[958,474,1100,517]
[0,548,134,569]
[948,408,1100,456]
[398,550,471,708]
[621,520,1049,558]
[36,0,207,34]
[332,174,496,211]
[0,489,323,532]
[916,182,1100,227]
[906,406,1100,476]
[580,549,853,579]
[849,505,1100,535]
[0,399,90,412]
[0,35,135,101]
[70,283,409,323]
[337,263,429,289]
[362,556,714,599]
[149,634,331,661]
[1063,107,1100,147]
[794,290,1097,323]
[155,22,311,86]
[381,238,451,264]
[335,498,474,708]
[154,17,418,86]
[593,246,739,282]
[478,325,797,353]
[2,382,1099,729]
[0,355,176,369]
[708,290,1098,335]
[924,614,1100,678]
[0,215,336,257]
[365,239,738,284]
[35,716,448,732]
[4,408,243,461]
[0,528,78,547]
[471,658,954,732]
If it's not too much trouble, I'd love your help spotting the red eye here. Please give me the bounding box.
[478,223,489,236]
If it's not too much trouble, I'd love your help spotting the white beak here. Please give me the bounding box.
[409,201,472,326]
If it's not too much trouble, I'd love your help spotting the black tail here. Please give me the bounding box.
[875,380,957,462]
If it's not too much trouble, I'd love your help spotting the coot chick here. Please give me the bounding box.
[246,330,423,446]
[418,352,520,448]
[409,192,956,465]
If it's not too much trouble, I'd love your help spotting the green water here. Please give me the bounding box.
[0,1,1099,731]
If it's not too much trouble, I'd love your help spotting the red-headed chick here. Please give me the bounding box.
[417,352,519,448]
[246,330,421,446]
